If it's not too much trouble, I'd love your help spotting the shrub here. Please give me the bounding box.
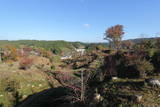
[19,57,33,70]
[45,70,97,104]
[52,55,60,62]
[102,54,117,80]
[51,48,62,55]
[1,78,22,107]
[116,52,154,78]
[50,65,56,71]
[135,59,154,78]
[151,50,160,74]
[2,45,20,62]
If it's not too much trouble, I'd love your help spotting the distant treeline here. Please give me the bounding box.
[0,37,159,54]
[0,40,88,54]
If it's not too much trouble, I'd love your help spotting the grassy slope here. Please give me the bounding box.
[0,40,86,54]
[0,61,52,106]
[102,77,160,106]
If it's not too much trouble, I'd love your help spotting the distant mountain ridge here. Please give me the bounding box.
[100,37,160,46]
[0,37,159,49]
[125,37,159,43]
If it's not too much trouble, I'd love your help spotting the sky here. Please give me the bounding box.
[0,0,160,42]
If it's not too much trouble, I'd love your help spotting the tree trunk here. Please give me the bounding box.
[80,70,85,102]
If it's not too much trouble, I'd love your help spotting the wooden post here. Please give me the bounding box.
[81,70,84,102]
[0,49,2,62]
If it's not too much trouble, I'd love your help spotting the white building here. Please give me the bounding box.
[61,55,72,60]
[75,48,85,55]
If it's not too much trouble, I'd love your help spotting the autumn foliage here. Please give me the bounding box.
[19,57,33,70]
[104,24,124,49]
[2,45,20,62]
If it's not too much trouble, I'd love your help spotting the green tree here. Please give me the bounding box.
[135,59,154,78]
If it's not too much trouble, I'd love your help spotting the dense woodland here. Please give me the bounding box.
[0,25,160,107]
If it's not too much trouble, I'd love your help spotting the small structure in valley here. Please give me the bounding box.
[75,48,85,55]
[60,55,72,60]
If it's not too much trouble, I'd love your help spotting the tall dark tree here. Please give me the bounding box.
[155,38,160,49]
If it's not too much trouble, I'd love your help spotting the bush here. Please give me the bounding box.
[116,52,154,78]
[151,51,160,72]
[19,57,33,70]
[135,59,154,78]
[51,48,62,55]
[51,65,56,71]
[0,78,22,107]
[1,45,20,62]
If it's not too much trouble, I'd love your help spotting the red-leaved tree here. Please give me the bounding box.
[104,25,124,50]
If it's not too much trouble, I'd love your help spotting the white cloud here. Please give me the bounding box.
[83,24,91,28]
